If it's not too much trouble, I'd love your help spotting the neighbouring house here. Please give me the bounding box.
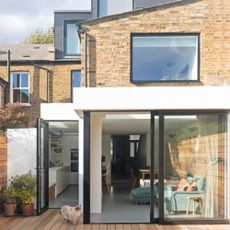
[0,44,81,126]
[1,0,230,225]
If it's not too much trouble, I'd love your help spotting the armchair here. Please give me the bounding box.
[170,176,205,213]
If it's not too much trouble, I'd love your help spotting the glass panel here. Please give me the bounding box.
[64,23,80,56]
[72,71,81,87]
[132,36,198,82]
[21,89,29,103]
[13,89,20,103]
[99,0,133,17]
[164,114,227,220]
[12,73,20,88]
[90,112,151,223]
[130,142,135,157]
[40,123,45,209]
[48,121,79,208]
[21,73,28,87]
[152,115,159,219]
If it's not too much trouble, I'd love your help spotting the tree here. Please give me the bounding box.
[0,103,29,134]
[23,27,54,44]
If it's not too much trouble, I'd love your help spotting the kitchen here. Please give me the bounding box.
[48,121,79,208]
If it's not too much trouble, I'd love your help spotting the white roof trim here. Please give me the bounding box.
[73,86,230,111]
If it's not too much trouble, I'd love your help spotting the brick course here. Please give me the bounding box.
[81,0,230,87]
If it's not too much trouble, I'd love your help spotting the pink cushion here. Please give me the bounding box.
[186,181,197,192]
[177,178,189,191]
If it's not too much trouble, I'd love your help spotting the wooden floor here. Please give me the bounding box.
[0,209,230,230]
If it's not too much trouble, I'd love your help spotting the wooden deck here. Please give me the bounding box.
[0,209,230,230]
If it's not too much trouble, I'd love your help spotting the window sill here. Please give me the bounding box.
[11,103,32,107]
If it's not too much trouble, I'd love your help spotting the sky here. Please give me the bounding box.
[0,0,91,44]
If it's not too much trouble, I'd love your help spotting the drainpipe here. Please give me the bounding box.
[78,26,88,88]
[84,31,88,88]
[46,69,49,103]
[7,50,11,102]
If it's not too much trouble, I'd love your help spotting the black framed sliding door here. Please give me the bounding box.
[36,118,49,215]
[157,111,229,224]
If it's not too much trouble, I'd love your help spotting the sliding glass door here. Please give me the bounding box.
[157,112,228,223]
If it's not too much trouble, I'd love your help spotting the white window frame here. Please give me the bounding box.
[11,72,30,105]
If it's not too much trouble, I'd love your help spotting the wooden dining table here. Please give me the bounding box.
[139,169,158,179]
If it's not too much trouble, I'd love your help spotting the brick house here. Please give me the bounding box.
[0,44,81,126]
[2,0,230,225]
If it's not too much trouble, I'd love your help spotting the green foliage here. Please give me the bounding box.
[0,103,29,134]
[10,171,36,204]
[23,27,54,44]
[2,187,17,204]
[17,190,34,204]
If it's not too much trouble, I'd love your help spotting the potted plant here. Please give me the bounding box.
[17,190,35,216]
[2,187,17,216]
[10,171,36,216]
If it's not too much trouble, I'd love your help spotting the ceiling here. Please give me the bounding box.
[102,113,197,135]
[49,121,78,134]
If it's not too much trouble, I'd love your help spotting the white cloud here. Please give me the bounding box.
[0,0,91,44]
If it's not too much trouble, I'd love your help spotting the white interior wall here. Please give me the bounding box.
[78,118,84,209]
[7,128,37,183]
[90,115,102,213]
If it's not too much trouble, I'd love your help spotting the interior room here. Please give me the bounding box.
[48,121,79,208]
[91,112,152,223]
[90,112,229,222]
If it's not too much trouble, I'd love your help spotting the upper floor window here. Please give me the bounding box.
[71,70,81,101]
[131,34,199,82]
[11,72,29,103]
[64,22,81,56]
[98,0,133,17]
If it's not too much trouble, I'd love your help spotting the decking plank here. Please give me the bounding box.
[99,224,107,230]
[43,211,60,230]
[123,224,132,230]
[1,212,230,230]
[108,224,116,230]
[116,224,123,230]
[130,224,140,230]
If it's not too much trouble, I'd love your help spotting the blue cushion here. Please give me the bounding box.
[194,176,205,191]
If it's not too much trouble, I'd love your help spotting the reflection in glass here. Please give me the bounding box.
[163,114,227,219]
[132,36,198,82]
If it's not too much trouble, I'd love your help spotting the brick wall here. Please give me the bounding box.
[167,132,226,218]
[81,0,230,87]
[0,136,7,187]
[0,62,81,126]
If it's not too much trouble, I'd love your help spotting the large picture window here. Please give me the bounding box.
[64,22,81,56]
[11,72,29,103]
[131,34,199,82]
[98,0,133,17]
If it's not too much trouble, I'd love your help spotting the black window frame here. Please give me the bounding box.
[130,33,200,84]
[63,20,81,57]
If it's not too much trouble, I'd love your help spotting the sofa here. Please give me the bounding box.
[170,175,205,213]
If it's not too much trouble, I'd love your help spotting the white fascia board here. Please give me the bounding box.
[41,103,80,120]
[73,86,230,111]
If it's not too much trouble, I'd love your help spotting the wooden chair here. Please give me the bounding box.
[130,168,138,188]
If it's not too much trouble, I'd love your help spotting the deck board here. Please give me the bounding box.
[0,210,230,230]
